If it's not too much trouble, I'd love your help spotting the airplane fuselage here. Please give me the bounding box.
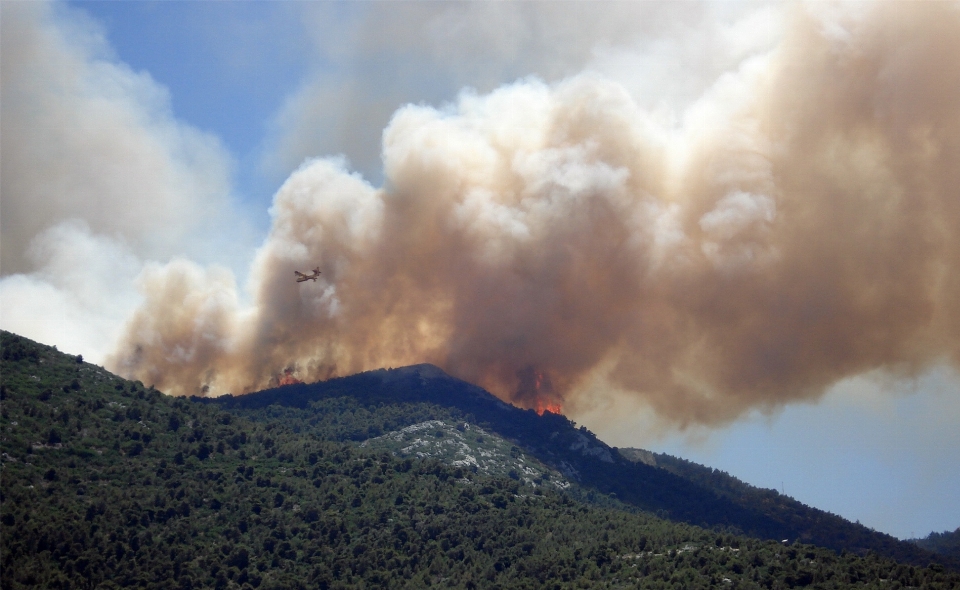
[295,267,321,283]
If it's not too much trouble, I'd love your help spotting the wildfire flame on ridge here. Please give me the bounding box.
[277,368,303,387]
[534,398,563,416]
[525,368,563,415]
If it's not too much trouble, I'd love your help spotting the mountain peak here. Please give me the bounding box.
[377,363,453,383]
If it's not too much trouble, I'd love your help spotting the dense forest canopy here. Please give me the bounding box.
[2,330,958,589]
[201,362,956,570]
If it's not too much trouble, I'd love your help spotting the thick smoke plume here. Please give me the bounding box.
[110,3,960,427]
[0,2,246,361]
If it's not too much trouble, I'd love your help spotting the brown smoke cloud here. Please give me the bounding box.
[108,2,960,427]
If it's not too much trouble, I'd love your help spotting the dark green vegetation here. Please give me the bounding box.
[913,529,960,562]
[2,331,959,589]
[616,450,960,570]
[209,365,954,571]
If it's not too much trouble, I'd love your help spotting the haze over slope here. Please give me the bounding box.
[101,2,960,430]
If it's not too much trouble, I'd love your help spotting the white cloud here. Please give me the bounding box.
[263,2,779,183]
[0,1,242,275]
[0,1,252,361]
[0,221,141,364]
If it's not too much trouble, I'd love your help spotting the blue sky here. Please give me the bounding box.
[74,1,309,215]
[2,1,959,541]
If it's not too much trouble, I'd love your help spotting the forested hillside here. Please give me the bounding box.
[2,330,959,589]
[206,364,953,570]
[618,449,960,570]
[914,528,960,562]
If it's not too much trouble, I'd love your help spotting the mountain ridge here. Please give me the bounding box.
[202,362,955,570]
[3,329,959,589]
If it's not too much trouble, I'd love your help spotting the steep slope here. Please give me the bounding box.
[358,419,571,490]
[9,331,960,589]
[619,449,960,569]
[4,331,959,589]
[207,367,777,527]
[913,528,960,562]
[207,364,955,570]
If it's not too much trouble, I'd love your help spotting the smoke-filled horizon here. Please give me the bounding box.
[103,3,960,428]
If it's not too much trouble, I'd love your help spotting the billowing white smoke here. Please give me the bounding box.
[109,2,960,427]
[0,2,248,359]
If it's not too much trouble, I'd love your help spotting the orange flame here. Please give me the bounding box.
[523,368,562,415]
[534,398,563,416]
[278,368,303,387]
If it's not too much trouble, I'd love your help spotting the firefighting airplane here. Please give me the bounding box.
[295,267,321,283]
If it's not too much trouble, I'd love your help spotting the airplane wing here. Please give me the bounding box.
[295,267,320,282]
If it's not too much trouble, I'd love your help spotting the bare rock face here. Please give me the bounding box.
[619,447,658,467]
[361,419,570,490]
[569,433,614,463]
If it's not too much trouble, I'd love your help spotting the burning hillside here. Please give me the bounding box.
[108,2,960,429]
[277,368,303,387]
